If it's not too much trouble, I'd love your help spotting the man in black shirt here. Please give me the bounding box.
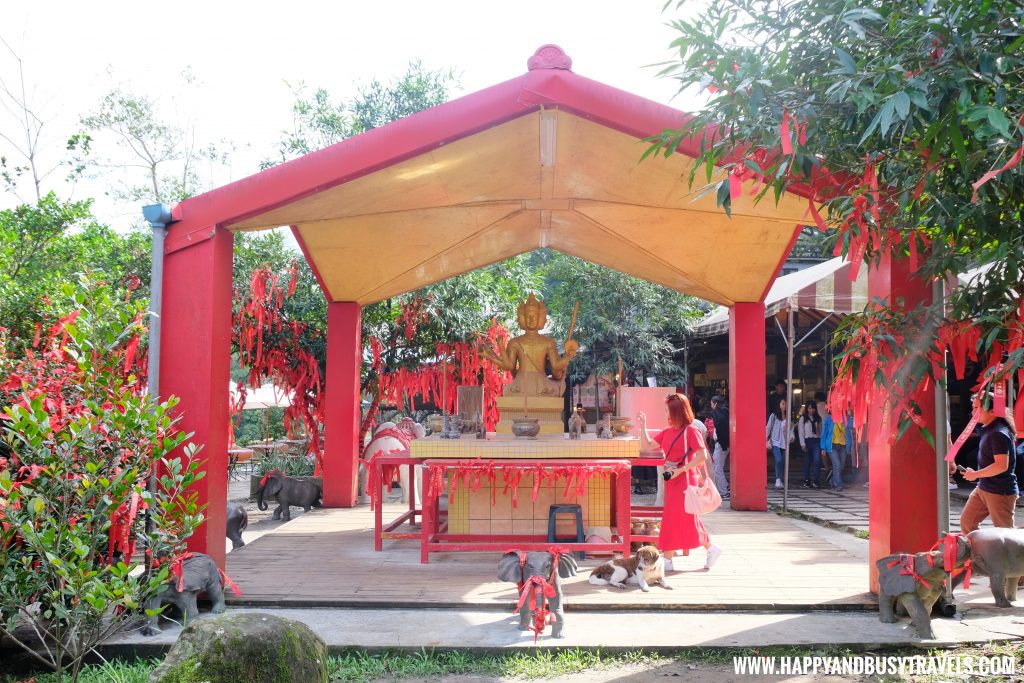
[767,380,787,416]
[960,390,1019,532]
[709,396,730,499]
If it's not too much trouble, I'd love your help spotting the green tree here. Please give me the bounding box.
[540,251,710,388]
[655,0,1024,433]
[264,60,457,166]
[81,76,235,207]
[0,194,150,343]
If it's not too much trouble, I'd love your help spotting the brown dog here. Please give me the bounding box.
[588,545,672,592]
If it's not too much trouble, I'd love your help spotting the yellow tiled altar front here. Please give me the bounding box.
[410,433,640,459]
[413,434,632,535]
[445,472,611,535]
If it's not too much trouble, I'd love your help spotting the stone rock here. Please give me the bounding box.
[148,611,328,683]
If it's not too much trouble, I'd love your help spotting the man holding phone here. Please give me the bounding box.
[960,390,1019,533]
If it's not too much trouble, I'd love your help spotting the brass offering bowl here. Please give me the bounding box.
[427,414,445,434]
[511,417,541,439]
[610,416,632,435]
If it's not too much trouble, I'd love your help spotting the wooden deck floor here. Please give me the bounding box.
[224,504,874,611]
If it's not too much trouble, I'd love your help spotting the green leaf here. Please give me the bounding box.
[891,92,910,120]
[986,108,1012,137]
[835,48,857,74]
[948,125,968,167]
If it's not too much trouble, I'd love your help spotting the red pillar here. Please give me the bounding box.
[322,301,362,507]
[160,227,233,567]
[729,302,767,510]
[866,252,937,591]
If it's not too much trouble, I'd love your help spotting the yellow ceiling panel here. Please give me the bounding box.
[552,111,809,221]
[297,204,522,302]
[231,115,541,231]
[574,202,798,303]
[307,210,539,304]
[237,110,804,306]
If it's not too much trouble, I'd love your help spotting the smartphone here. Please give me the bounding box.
[956,464,967,472]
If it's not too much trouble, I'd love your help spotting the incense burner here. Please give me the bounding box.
[610,416,632,436]
[511,417,541,439]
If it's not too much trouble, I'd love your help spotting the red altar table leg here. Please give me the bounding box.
[420,467,435,564]
[374,457,384,552]
[617,467,631,557]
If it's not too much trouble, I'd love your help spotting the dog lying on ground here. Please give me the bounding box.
[588,545,672,592]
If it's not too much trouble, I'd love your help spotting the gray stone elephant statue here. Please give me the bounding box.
[256,469,322,520]
[961,528,1024,607]
[497,550,578,639]
[226,501,248,549]
[142,552,230,636]
[876,534,971,639]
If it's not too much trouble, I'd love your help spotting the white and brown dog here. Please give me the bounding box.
[588,545,672,592]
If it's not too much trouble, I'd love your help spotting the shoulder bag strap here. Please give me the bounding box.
[665,427,687,459]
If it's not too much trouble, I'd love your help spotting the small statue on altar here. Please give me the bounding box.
[595,415,614,439]
[473,411,486,439]
[568,403,586,439]
[440,413,462,440]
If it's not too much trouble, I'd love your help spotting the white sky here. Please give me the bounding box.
[2,0,703,226]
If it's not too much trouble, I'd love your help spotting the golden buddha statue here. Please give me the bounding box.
[483,293,579,397]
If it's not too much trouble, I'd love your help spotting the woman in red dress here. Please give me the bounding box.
[638,393,722,571]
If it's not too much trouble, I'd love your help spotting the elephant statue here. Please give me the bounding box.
[226,501,248,549]
[961,528,1024,607]
[142,552,228,636]
[361,417,426,505]
[497,550,578,639]
[876,534,971,639]
[256,469,322,521]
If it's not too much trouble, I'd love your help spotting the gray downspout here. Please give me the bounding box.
[932,276,952,608]
[783,300,795,511]
[142,204,173,537]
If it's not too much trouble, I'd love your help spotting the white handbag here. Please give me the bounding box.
[682,427,723,515]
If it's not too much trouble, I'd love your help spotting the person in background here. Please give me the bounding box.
[766,397,789,489]
[767,380,787,416]
[797,399,823,489]
[709,395,730,500]
[638,393,722,571]
[960,390,1019,532]
[823,400,850,492]
[820,405,836,490]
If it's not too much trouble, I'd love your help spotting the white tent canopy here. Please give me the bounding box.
[230,383,293,410]
[692,257,868,337]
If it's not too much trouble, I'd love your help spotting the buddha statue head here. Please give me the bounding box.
[516,293,548,332]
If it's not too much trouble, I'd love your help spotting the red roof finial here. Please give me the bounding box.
[528,45,573,71]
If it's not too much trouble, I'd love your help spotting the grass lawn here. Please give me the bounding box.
[3,643,1022,682]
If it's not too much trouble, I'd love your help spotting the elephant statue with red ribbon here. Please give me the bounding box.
[361,417,426,505]
[498,549,578,639]
[141,552,240,636]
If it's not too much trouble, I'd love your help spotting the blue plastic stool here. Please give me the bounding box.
[547,504,585,560]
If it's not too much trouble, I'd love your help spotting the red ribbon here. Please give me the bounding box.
[780,110,793,155]
[161,552,242,596]
[930,533,972,589]
[887,554,931,589]
[972,144,1024,203]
